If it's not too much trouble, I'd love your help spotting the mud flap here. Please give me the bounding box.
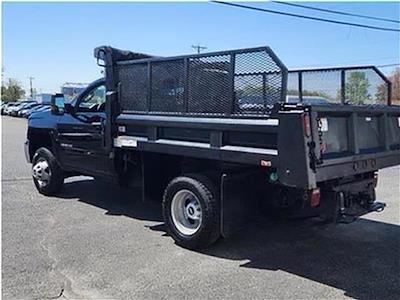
[220,172,259,238]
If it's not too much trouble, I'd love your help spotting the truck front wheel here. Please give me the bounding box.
[32,147,64,196]
[162,174,220,249]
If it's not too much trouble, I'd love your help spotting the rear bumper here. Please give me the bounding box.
[24,140,31,163]
[316,150,400,182]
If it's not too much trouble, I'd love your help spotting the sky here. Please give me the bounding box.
[2,1,400,94]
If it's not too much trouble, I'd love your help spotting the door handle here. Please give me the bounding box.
[92,120,105,139]
[59,133,94,138]
[72,126,85,130]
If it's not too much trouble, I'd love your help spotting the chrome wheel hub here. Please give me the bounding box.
[171,190,202,235]
[32,159,51,188]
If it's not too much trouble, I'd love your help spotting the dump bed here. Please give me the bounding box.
[281,66,400,187]
[95,46,400,189]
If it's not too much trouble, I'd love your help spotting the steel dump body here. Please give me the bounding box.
[95,46,400,190]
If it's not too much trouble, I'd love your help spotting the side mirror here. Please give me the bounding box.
[64,102,73,114]
[51,93,66,115]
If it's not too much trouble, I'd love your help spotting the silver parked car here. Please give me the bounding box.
[8,101,36,116]
[2,102,18,115]
[18,103,41,117]
[26,105,51,118]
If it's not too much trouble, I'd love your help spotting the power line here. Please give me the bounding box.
[272,1,400,24]
[291,57,399,69]
[376,63,400,68]
[211,1,400,33]
[290,62,400,70]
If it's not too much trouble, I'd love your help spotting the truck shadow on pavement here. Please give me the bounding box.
[59,178,163,222]
[205,219,399,300]
[59,178,399,300]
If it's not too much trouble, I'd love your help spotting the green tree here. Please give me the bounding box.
[345,72,371,104]
[1,79,26,102]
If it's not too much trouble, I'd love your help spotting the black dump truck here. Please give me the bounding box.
[25,46,400,249]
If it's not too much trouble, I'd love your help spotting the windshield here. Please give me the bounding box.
[65,93,78,104]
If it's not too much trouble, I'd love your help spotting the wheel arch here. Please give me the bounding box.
[28,127,56,162]
[140,152,222,202]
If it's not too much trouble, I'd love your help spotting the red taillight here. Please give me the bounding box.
[303,113,311,137]
[310,188,321,207]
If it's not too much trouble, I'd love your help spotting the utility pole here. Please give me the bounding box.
[191,44,207,54]
[28,76,34,98]
[1,67,4,88]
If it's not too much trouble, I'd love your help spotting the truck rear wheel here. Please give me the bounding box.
[32,147,64,196]
[162,174,220,249]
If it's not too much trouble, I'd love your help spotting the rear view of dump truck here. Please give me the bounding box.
[27,45,400,249]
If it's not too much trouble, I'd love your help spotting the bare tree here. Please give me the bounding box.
[376,68,400,105]
[389,67,400,105]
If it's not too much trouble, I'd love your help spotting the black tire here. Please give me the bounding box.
[32,147,64,196]
[162,174,220,249]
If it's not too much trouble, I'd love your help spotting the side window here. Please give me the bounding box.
[78,85,106,112]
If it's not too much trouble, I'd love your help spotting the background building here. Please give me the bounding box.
[35,93,52,104]
[61,82,88,101]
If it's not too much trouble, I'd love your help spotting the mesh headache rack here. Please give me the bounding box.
[287,66,392,105]
[94,46,393,115]
[95,46,288,117]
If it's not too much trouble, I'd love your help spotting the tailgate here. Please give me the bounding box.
[311,104,400,182]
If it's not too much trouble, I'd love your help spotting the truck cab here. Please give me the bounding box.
[26,79,115,179]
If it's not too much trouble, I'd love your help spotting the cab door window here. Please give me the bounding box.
[77,85,106,112]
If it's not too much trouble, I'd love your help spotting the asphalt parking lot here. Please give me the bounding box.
[2,115,399,300]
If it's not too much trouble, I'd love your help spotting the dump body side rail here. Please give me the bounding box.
[114,106,317,189]
[288,65,392,105]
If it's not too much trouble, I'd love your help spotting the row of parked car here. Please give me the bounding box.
[1,100,50,118]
